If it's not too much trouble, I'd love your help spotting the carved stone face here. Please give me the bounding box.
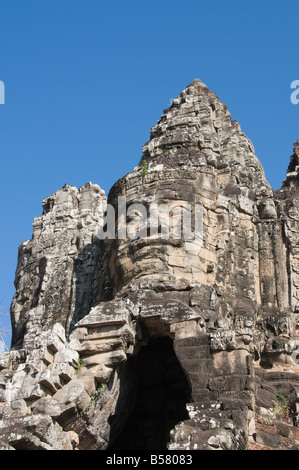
[105,164,262,320]
[106,166,221,295]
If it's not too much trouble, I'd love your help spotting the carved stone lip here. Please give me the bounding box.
[127,236,184,253]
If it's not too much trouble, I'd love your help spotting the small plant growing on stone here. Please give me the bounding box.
[275,391,289,417]
[77,383,107,420]
[75,356,83,375]
[141,159,148,177]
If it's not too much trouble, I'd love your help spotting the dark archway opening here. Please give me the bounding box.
[109,336,191,450]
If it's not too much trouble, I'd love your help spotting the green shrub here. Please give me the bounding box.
[275,391,289,417]
[141,159,148,177]
[77,383,107,419]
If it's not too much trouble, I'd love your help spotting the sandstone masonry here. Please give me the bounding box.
[0,80,299,450]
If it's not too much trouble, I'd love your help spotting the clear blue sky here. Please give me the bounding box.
[0,0,298,342]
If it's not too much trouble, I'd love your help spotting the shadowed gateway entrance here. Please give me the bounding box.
[109,336,191,450]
